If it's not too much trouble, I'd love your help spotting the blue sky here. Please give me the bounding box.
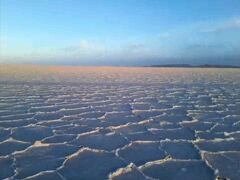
[0,0,240,65]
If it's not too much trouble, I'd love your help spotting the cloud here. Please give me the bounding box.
[158,32,171,39]
[200,17,240,33]
[1,16,240,66]
[78,40,105,52]
[57,40,154,60]
[185,44,224,50]
[59,40,105,53]
[125,43,146,50]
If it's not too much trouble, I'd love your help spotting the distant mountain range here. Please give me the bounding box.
[147,64,240,68]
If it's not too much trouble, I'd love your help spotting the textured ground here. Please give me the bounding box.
[0,65,239,180]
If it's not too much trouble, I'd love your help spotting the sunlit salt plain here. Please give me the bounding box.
[0,65,240,180]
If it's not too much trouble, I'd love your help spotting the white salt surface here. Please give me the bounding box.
[0,65,239,179]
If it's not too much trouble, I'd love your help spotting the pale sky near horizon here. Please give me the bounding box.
[0,0,240,66]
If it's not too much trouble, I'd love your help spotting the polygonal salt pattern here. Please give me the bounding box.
[0,66,239,179]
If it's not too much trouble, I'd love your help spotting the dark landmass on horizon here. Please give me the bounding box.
[1,63,240,68]
[146,64,240,68]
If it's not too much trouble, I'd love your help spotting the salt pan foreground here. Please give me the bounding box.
[0,65,239,180]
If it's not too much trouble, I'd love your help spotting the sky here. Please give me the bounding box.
[0,0,240,66]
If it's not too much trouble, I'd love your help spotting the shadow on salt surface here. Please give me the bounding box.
[59,148,126,180]
[188,111,224,123]
[58,107,93,116]
[117,141,166,166]
[0,113,35,121]
[223,115,240,125]
[29,105,61,113]
[152,113,192,124]
[0,138,31,156]
[180,120,214,131]
[194,138,240,152]
[14,142,79,179]
[54,124,93,134]
[225,131,240,140]
[71,129,129,151]
[77,111,106,119]
[132,110,162,119]
[196,131,226,140]
[36,119,70,128]
[23,171,63,180]
[101,113,142,126]
[42,134,77,143]
[111,123,160,141]
[109,163,147,180]
[0,128,10,141]
[0,118,37,128]
[202,151,240,180]
[160,140,201,160]
[149,127,195,140]
[97,103,132,112]
[11,125,53,142]
[140,119,180,129]
[211,123,240,133]
[34,112,63,121]
[69,117,109,128]
[0,156,14,179]
[124,130,159,141]
[140,159,215,180]
[131,103,151,110]
[111,123,148,136]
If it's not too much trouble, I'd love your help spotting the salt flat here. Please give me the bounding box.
[0,65,239,180]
